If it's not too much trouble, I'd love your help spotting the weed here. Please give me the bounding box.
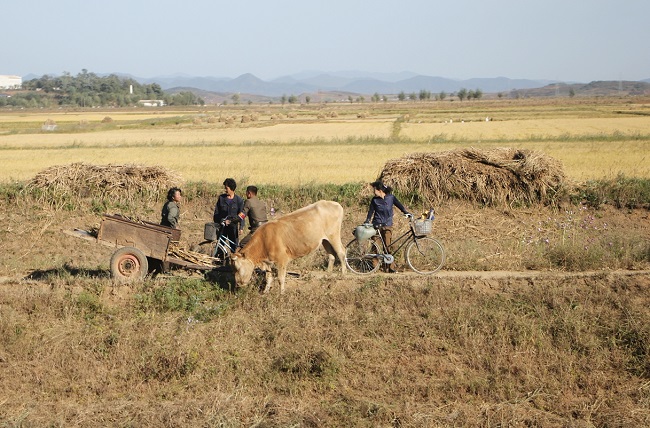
[134,278,230,321]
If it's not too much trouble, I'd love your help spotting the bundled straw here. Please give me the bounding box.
[26,163,182,205]
[168,242,216,268]
[378,148,567,206]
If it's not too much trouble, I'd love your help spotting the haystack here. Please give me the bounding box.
[378,148,567,206]
[27,163,183,204]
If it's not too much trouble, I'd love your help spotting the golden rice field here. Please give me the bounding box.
[1,99,649,184]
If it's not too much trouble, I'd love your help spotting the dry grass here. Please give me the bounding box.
[378,147,567,206]
[1,271,648,426]
[26,163,182,207]
[1,176,649,425]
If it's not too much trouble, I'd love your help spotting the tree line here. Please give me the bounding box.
[273,88,483,105]
[0,70,204,108]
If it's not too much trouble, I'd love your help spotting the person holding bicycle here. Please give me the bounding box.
[213,178,245,252]
[365,180,412,273]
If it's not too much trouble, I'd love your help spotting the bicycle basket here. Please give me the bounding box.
[414,219,433,236]
[354,224,376,241]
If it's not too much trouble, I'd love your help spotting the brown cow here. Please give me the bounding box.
[230,200,346,293]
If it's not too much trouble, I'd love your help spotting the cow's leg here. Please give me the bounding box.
[263,270,274,293]
[321,239,336,271]
[277,264,288,294]
[324,238,347,273]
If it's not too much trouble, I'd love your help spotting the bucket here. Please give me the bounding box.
[204,222,219,241]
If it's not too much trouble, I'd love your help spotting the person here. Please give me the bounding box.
[365,180,411,273]
[238,185,268,248]
[213,178,245,252]
[160,187,182,228]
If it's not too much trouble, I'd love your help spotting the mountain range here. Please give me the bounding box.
[22,71,650,99]
[138,71,560,97]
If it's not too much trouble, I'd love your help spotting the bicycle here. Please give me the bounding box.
[201,220,238,269]
[345,214,445,275]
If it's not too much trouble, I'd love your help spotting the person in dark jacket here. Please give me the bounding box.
[213,178,245,252]
[161,187,182,228]
[365,180,411,272]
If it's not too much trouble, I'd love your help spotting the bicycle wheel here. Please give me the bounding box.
[406,237,445,274]
[345,239,381,274]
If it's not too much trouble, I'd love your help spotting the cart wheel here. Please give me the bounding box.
[110,247,149,283]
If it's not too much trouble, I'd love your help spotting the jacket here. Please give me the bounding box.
[365,194,408,227]
[213,193,245,224]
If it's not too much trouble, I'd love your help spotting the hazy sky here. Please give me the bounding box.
[3,0,649,82]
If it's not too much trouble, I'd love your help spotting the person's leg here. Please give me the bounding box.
[382,227,396,272]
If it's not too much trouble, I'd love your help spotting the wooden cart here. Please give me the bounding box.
[64,214,214,283]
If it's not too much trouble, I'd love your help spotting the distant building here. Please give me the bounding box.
[138,99,165,107]
[0,75,22,90]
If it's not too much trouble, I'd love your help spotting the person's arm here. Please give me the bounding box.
[393,196,410,215]
[365,199,375,224]
[226,196,245,226]
[213,198,221,223]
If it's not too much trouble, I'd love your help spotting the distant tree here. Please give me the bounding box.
[288,94,298,104]
[409,92,417,101]
[305,95,311,104]
[457,88,468,101]
[569,88,576,97]
[419,89,431,101]
[231,93,240,105]
[281,94,287,105]
[497,92,504,98]
[348,95,354,103]
[371,92,380,102]
[398,91,406,101]
[382,95,388,102]
[439,91,447,101]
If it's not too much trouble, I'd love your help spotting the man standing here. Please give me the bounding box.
[161,187,182,228]
[239,185,268,248]
[213,178,245,252]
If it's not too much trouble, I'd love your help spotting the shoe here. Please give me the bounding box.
[387,268,398,274]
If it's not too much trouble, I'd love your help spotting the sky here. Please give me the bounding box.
[3,0,649,83]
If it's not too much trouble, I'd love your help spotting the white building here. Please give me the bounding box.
[0,75,22,90]
[138,99,165,107]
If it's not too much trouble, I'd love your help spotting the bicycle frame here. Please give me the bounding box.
[212,221,238,263]
[371,221,419,264]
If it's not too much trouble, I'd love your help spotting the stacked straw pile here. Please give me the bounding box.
[378,148,567,206]
[27,163,182,204]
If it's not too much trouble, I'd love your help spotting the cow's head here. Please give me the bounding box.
[231,252,255,286]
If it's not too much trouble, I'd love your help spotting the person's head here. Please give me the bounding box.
[223,178,237,194]
[370,180,392,196]
[246,185,258,198]
[167,187,182,202]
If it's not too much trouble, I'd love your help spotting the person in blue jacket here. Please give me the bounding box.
[213,178,245,252]
[365,180,412,272]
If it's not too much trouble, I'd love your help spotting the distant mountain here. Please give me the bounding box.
[19,70,650,98]
[148,72,555,97]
